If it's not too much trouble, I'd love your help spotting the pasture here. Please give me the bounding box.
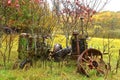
[0,35,120,80]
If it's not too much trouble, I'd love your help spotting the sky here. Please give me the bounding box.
[102,0,120,12]
[47,0,120,12]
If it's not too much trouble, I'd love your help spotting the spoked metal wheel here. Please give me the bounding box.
[77,48,107,77]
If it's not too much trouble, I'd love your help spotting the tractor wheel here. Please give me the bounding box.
[77,48,107,77]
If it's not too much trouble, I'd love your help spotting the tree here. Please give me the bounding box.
[51,0,110,47]
[0,0,21,68]
[0,0,57,68]
[91,11,120,38]
[93,11,120,30]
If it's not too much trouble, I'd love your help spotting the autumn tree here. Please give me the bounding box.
[93,11,120,30]
[0,0,57,68]
[0,0,21,68]
[51,0,110,47]
[92,11,120,38]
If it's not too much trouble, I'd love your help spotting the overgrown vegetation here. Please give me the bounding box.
[0,0,120,80]
[0,35,120,80]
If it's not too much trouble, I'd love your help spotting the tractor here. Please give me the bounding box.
[16,31,107,77]
[17,33,50,69]
[70,31,107,77]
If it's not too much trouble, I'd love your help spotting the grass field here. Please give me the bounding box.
[0,35,120,80]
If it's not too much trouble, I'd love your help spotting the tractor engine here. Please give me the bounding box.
[71,31,88,58]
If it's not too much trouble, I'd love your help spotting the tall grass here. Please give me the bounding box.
[0,35,120,80]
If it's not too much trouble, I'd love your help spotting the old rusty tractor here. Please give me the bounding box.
[70,31,107,77]
[17,33,50,69]
[17,31,107,77]
[17,33,71,69]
